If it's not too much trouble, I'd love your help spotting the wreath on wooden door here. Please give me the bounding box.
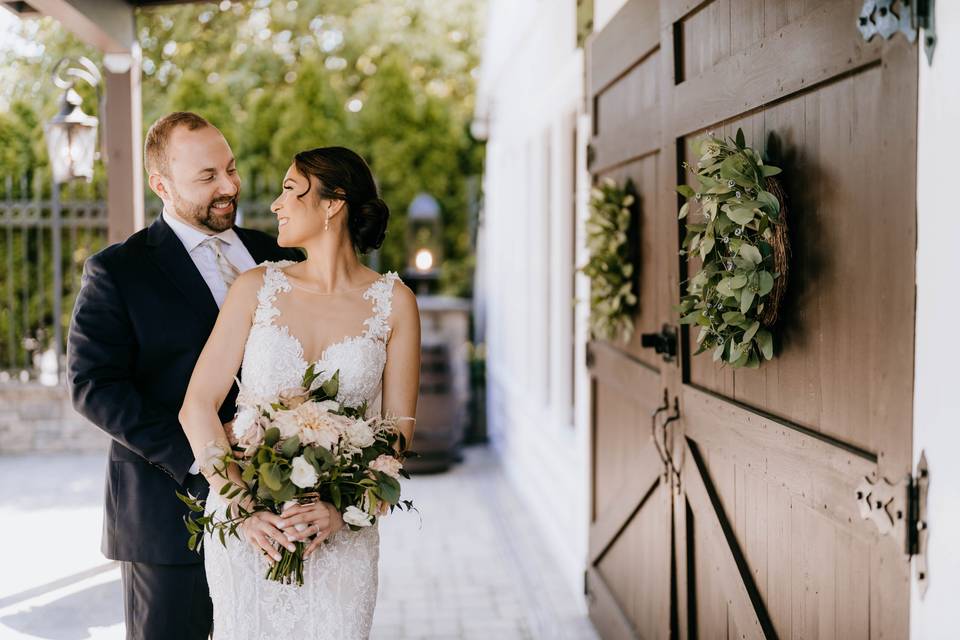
[580,177,638,342]
[674,129,790,368]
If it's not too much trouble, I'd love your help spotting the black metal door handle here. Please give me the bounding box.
[640,324,677,362]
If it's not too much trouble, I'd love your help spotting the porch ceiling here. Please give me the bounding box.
[3,0,199,12]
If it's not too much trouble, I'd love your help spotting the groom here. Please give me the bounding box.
[67,112,301,639]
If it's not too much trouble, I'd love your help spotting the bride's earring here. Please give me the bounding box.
[324,217,330,231]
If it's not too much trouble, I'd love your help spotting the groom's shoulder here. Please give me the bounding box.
[85,226,151,272]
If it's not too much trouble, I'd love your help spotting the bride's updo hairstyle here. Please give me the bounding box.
[292,146,390,254]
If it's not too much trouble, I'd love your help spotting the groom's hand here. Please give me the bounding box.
[223,420,237,446]
[239,511,296,562]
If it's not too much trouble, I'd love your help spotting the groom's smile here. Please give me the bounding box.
[149,123,243,234]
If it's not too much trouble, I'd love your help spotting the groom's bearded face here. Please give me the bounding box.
[164,126,241,233]
[168,184,237,233]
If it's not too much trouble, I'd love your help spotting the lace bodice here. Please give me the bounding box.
[240,260,399,410]
[204,260,396,639]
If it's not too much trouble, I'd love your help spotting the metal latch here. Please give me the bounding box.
[855,451,929,597]
[858,0,936,64]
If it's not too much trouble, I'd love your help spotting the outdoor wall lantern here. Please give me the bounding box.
[406,192,442,276]
[45,56,101,184]
[405,192,442,295]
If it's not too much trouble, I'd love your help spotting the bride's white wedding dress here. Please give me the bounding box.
[204,260,400,639]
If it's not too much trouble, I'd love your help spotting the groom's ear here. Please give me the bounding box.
[148,173,170,201]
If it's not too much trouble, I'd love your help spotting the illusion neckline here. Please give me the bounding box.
[265,267,389,367]
[280,267,384,297]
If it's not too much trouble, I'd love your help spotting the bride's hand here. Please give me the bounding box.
[239,510,296,563]
[279,502,344,557]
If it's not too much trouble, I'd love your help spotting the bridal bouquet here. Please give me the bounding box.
[177,364,414,586]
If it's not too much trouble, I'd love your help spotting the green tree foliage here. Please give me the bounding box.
[0,0,485,295]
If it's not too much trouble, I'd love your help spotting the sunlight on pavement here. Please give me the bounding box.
[0,447,596,640]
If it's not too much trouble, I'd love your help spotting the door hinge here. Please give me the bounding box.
[855,450,929,597]
[858,0,936,64]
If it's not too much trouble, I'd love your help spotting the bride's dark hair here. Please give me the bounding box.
[292,146,390,254]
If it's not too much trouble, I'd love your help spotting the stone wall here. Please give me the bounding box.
[0,383,108,453]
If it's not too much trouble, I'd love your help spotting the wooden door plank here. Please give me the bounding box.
[589,440,664,563]
[591,54,661,174]
[669,1,883,136]
[683,385,878,538]
[587,566,641,640]
[683,438,777,640]
[589,0,660,96]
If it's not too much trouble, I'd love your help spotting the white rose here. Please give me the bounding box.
[273,410,301,439]
[289,456,319,489]
[231,408,258,441]
[345,419,376,449]
[343,505,373,527]
[314,400,340,412]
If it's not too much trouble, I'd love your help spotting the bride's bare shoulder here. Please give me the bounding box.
[388,277,419,326]
[220,265,271,316]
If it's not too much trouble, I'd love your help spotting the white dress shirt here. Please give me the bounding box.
[162,209,257,308]
[163,209,258,474]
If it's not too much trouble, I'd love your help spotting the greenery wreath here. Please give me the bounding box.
[674,128,790,368]
[580,177,638,342]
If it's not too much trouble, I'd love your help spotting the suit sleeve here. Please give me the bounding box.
[67,253,196,485]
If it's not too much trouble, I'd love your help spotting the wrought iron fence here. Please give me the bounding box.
[0,174,279,384]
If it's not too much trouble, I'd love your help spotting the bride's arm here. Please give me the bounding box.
[381,282,421,454]
[178,267,263,495]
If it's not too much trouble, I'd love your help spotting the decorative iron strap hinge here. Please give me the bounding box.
[858,0,936,64]
[855,451,929,597]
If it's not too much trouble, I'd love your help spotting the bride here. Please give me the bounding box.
[179,146,421,638]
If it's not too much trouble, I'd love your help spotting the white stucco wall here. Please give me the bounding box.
[475,0,592,604]
[911,4,960,638]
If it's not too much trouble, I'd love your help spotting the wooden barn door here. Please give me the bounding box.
[585,1,676,638]
[586,1,918,638]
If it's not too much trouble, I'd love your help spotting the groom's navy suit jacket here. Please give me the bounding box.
[67,215,301,564]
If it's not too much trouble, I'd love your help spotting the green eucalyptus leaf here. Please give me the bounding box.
[743,321,760,343]
[756,190,780,215]
[260,463,283,491]
[676,185,696,198]
[280,435,301,459]
[699,236,715,258]
[715,278,733,297]
[263,427,280,447]
[760,165,782,177]
[740,288,756,313]
[739,244,762,264]
[727,207,756,225]
[722,311,747,325]
[756,329,774,360]
[757,271,775,296]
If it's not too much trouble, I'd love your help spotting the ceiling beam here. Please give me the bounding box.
[25,0,135,53]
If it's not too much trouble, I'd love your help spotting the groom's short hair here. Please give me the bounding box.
[144,111,213,177]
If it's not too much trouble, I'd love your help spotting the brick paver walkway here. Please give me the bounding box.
[0,445,599,640]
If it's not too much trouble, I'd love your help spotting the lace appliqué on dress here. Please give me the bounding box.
[204,260,399,640]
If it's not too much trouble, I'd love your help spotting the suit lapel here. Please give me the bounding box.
[146,216,220,328]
